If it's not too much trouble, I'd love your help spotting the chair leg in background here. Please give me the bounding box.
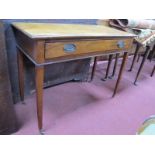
[90,57,97,82]
[151,65,155,77]
[101,54,113,81]
[128,44,140,72]
[134,46,150,85]
[109,53,119,79]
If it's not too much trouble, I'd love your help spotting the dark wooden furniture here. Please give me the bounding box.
[90,57,98,81]
[133,46,151,85]
[110,53,120,78]
[91,52,121,82]
[12,22,135,133]
[0,22,18,134]
[101,54,113,81]
[100,53,120,80]
[128,43,141,72]
[128,41,154,85]
[149,44,155,62]
[151,65,155,77]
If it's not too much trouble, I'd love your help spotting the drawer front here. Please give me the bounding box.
[45,39,133,59]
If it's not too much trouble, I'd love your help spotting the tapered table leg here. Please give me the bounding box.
[134,46,150,85]
[101,54,113,81]
[17,49,25,102]
[35,66,44,134]
[128,43,140,72]
[90,57,97,81]
[109,53,119,79]
[112,52,128,97]
[151,65,155,77]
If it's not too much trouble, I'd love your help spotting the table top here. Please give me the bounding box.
[12,22,136,39]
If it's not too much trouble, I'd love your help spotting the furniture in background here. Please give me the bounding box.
[100,19,155,85]
[149,44,155,77]
[0,22,18,134]
[151,65,155,77]
[149,45,155,61]
[128,41,155,85]
[90,53,120,82]
[102,53,120,80]
[13,22,135,133]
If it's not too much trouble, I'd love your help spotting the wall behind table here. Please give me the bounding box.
[0,22,18,134]
[3,19,97,103]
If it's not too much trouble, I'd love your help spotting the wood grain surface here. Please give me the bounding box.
[12,22,135,39]
[12,22,135,131]
[45,39,133,59]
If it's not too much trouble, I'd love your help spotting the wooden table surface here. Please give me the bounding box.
[12,22,135,39]
[13,22,135,134]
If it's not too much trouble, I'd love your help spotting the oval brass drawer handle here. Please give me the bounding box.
[64,44,76,53]
[117,40,125,48]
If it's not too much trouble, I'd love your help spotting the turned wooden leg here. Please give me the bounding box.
[134,46,150,85]
[90,57,97,81]
[109,53,119,79]
[35,66,44,134]
[112,52,128,97]
[128,44,140,72]
[17,49,25,102]
[101,54,113,81]
[151,65,155,77]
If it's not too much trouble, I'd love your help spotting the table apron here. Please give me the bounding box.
[16,44,128,67]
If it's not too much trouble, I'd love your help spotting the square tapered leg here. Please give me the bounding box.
[113,52,128,97]
[35,66,44,134]
[17,49,25,102]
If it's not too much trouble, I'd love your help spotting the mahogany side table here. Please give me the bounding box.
[12,22,135,133]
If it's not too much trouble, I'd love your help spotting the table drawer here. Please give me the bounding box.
[45,39,133,59]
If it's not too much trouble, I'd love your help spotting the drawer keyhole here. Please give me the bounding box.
[64,44,76,53]
[117,40,125,48]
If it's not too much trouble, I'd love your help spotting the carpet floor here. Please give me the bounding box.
[13,56,155,135]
